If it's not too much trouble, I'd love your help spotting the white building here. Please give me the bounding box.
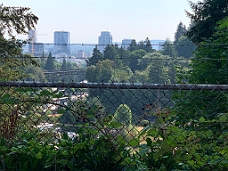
[98,31,112,52]
[54,31,70,55]
[76,50,85,58]
[28,30,37,55]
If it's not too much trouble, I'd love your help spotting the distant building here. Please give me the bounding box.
[33,43,44,57]
[28,29,37,55]
[28,29,37,43]
[54,31,70,55]
[76,50,85,58]
[150,40,166,51]
[121,39,133,49]
[98,31,112,52]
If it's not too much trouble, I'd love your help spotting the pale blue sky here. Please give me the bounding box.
[3,0,198,43]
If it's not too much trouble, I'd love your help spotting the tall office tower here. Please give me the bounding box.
[54,31,70,55]
[98,31,112,52]
[121,39,134,49]
[28,29,37,54]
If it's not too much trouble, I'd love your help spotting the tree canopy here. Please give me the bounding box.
[0,4,38,38]
[186,0,228,44]
[0,4,39,81]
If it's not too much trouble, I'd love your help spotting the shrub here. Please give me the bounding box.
[112,104,132,126]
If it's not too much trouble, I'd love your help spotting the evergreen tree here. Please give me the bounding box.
[174,22,196,58]
[61,58,67,70]
[128,39,138,52]
[175,18,228,121]
[0,4,38,37]
[144,37,155,53]
[186,0,228,44]
[117,47,130,66]
[174,36,196,58]
[86,45,103,67]
[129,49,147,72]
[44,52,55,71]
[103,44,119,60]
[161,39,177,57]
[103,44,122,69]
[0,4,39,81]
[174,22,187,41]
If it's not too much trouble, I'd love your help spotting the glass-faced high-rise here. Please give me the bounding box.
[54,31,70,55]
[98,31,112,52]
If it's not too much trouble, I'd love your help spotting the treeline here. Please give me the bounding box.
[86,21,195,84]
[85,22,195,118]
[23,52,82,82]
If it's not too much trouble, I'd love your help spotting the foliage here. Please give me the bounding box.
[112,104,132,126]
[24,65,46,81]
[161,38,177,58]
[0,129,130,171]
[44,52,55,71]
[174,19,228,121]
[111,66,132,82]
[86,59,113,82]
[186,0,228,44]
[86,45,103,67]
[129,49,147,72]
[174,21,187,41]
[138,37,155,53]
[1,85,228,170]
[173,21,196,58]
[0,91,134,170]
[134,105,228,170]
[174,36,196,58]
[0,37,39,81]
[128,39,138,52]
[138,52,175,83]
[0,4,38,38]
[61,58,67,70]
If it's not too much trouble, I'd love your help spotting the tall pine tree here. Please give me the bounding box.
[44,52,55,71]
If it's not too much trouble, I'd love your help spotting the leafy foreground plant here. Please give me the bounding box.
[0,130,133,171]
[134,104,228,171]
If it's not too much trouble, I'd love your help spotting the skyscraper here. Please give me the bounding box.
[27,30,44,56]
[28,29,37,54]
[54,31,70,55]
[98,31,112,52]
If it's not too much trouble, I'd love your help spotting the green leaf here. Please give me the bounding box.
[139,125,151,137]
[57,108,66,114]
[15,87,33,92]
[199,117,205,122]
[5,99,16,104]
[146,137,152,146]
[147,129,158,137]
[106,121,122,128]
[129,138,139,147]
[35,152,42,159]
[0,146,7,152]
[182,154,192,161]
[161,141,172,153]
[39,90,52,96]
[1,94,10,99]
[219,115,227,122]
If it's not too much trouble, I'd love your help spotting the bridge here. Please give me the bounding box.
[44,69,86,81]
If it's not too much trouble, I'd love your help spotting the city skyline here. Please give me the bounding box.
[3,0,198,43]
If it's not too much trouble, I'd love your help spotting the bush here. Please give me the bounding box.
[112,104,132,126]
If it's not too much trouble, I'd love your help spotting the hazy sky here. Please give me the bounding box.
[3,0,198,43]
